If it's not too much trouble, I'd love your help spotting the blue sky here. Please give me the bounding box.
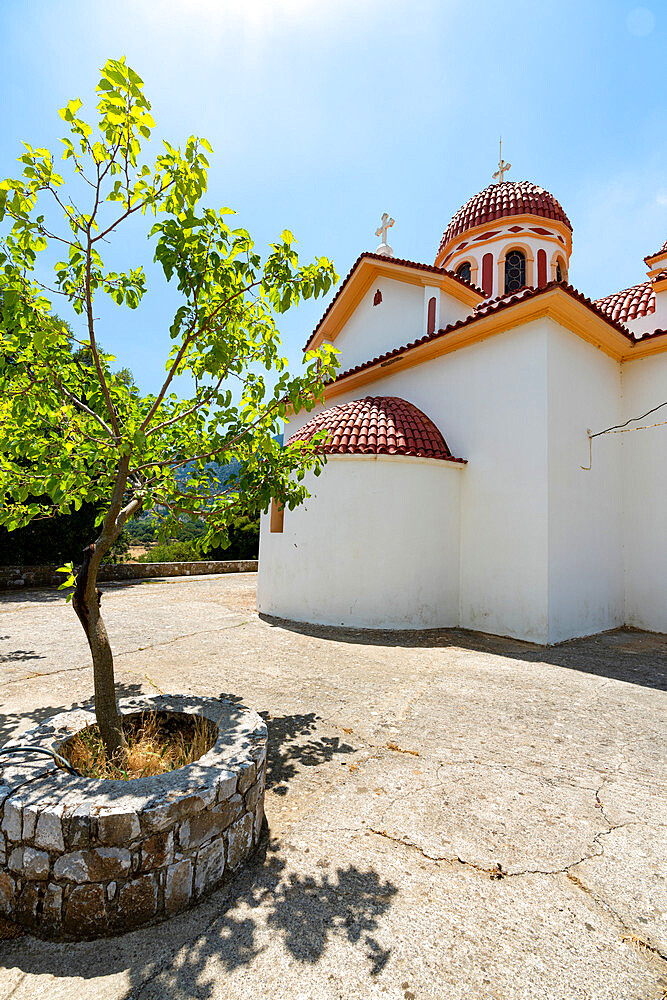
[1,0,665,395]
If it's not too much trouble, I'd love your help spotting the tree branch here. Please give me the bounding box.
[145,372,227,437]
[83,172,121,437]
[139,279,262,433]
[91,177,175,244]
[42,357,116,439]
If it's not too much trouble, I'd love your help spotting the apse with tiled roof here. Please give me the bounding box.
[288,396,465,464]
[258,395,464,630]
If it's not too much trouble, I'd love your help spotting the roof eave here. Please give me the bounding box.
[644,248,667,267]
[323,285,652,400]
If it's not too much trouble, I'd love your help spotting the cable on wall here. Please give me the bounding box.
[580,400,667,471]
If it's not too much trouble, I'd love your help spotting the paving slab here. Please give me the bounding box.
[0,573,665,1000]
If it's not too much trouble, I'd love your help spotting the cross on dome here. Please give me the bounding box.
[375,212,395,257]
[492,138,511,184]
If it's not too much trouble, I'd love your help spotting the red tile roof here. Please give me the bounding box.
[288,396,464,463]
[594,282,655,324]
[645,238,667,263]
[438,181,572,257]
[303,251,484,352]
[327,282,635,386]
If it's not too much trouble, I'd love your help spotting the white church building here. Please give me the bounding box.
[257,170,667,645]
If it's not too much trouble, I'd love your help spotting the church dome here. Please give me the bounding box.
[288,396,463,462]
[437,180,572,260]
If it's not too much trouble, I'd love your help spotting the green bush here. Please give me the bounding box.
[137,539,200,563]
[126,518,157,544]
[137,515,259,563]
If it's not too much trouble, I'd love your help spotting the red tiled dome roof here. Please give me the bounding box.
[288,396,462,462]
[594,282,655,324]
[438,180,572,256]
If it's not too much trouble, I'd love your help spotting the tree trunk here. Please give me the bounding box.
[73,546,129,768]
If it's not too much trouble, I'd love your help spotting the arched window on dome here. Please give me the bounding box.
[504,249,526,294]
[456,262,472,284]
[556,258,566,283]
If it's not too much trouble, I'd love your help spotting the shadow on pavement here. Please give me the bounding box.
[2,834,397,994]
[259,616,667,692]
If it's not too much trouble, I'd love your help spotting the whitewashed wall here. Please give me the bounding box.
[545,324,624,643]
[622,351,667,632]
[326,278,471,374]
[257,455,462,629]
[268,282,667,642]
[279,321,553,642]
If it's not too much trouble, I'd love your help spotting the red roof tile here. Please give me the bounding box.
[327,282,635,386]
[645,238,667,263]
[438,181,572,258]
[594,282,655,324]
[303,252,484,352]
[288,396,464,463]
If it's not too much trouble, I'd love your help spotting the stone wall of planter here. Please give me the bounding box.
[0,560,258,591]
[0,695,267,940]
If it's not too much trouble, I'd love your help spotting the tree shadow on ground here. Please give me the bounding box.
[0,588,65,605]
[0,649,46,665]
[215,692,356,794]
[2,833,398,997]
[262,711,356,794]
[259,615,667,692]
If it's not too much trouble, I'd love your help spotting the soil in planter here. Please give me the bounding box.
[60,711,217,780]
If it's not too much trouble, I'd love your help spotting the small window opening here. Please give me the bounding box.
[373,288,382,306]
[504,250,526,294]
[427,295,437,335]
[482,252,494,297]
[270,501,284,533]
[556,260,564,283]
[456,262,472,284]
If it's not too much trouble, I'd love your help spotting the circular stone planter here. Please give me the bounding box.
[0,695,267,940]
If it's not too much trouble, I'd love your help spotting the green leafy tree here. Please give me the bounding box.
[0,58,338,765]
[0,313,138,566]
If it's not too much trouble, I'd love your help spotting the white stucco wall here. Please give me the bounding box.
[282,321,553,642]
[328,276,472,374]
[622,351,667,632]
[268,306,666,643]
[257,455,462,629]
[545,324,624,643]
[328,279,424,373]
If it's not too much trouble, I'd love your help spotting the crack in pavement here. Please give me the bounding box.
[366,772,667,972]
[328,720,621,795]
[0,620,253,689]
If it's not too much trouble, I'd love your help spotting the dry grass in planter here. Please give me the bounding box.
[60,711,217,780]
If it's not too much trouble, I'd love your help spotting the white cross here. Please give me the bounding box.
[493,138,511,184]
[375,212,395,244]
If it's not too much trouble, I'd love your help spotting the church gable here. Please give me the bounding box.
[304,252,481,375]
